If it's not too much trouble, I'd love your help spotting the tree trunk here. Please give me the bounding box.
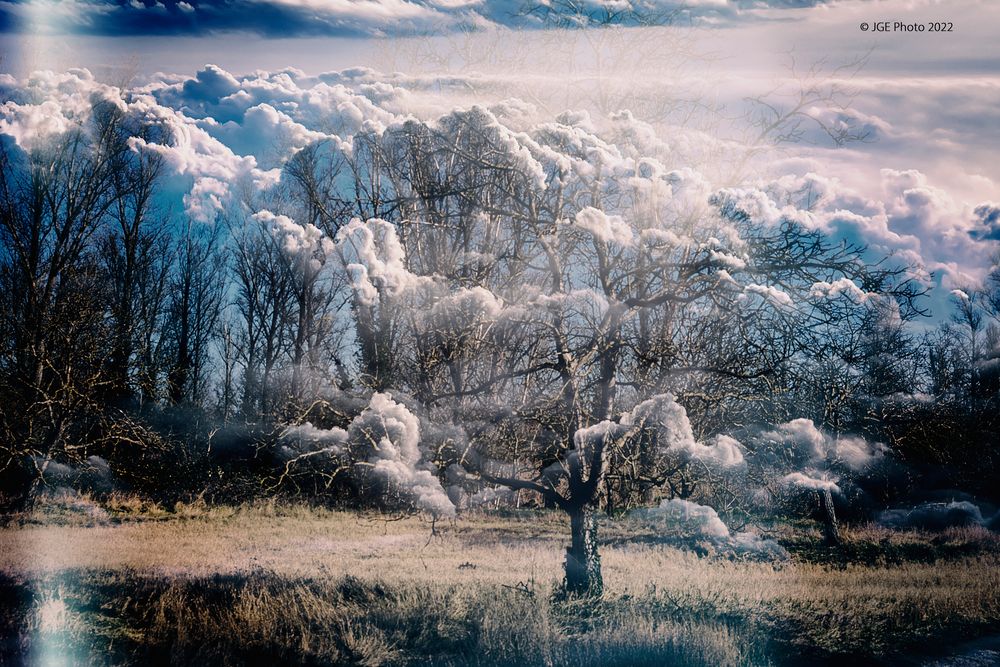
[564,507,603,597]
[356,302,390,390]
[819,488,841,546]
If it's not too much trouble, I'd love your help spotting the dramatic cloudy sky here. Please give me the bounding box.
[1,0,998,317]
[0,0,969,38]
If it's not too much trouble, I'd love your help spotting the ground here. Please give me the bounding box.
[1,498,999,666]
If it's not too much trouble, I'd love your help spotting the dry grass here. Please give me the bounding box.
[2,569,766,667]
[1,501,999,665]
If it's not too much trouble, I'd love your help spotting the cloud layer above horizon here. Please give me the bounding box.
[2,60,997,319]
[2,0,998,320]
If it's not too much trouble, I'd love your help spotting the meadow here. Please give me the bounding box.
[1,498,999,666]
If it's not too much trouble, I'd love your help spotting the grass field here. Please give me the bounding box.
[2,498,999,666]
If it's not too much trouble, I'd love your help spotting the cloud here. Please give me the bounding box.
[573,206,634,246]
[146,64,401,135]
[637,497,730,538]
[130,111,281,221]
[715,167,999,308]
[799,105,893,146]
[0,69,124,150]
[348,392,455,516]
[426,286,505,329]
[199,103,330,168]
[0,0,859,37]
[760,418,886,474]
[2,61,995,320]
[970,203,1000,241]
[623,393,745,467]
[0,98,75,150]
[632,498,789,559]
[255,210,335,274]
[0,0,461,37]
[0,67,284,222]
[335,217,433,305]
[809,278,877,303]
[742,283,794,308]
[782,471,840,493]
[278,392,455,515]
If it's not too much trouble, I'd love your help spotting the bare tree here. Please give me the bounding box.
[316,109,924,594]
[165,219,225,406]
[101,115,170,405]
[228,214,294,419]
[0,98,135,506]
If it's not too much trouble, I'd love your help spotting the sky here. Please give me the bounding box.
[1,0,999,317]
[0,0,930,39]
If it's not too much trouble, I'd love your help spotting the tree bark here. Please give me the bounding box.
[564,506,603,597]
[819,488,841,546]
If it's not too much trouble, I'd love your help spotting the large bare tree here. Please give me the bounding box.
[284,108,925,594]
